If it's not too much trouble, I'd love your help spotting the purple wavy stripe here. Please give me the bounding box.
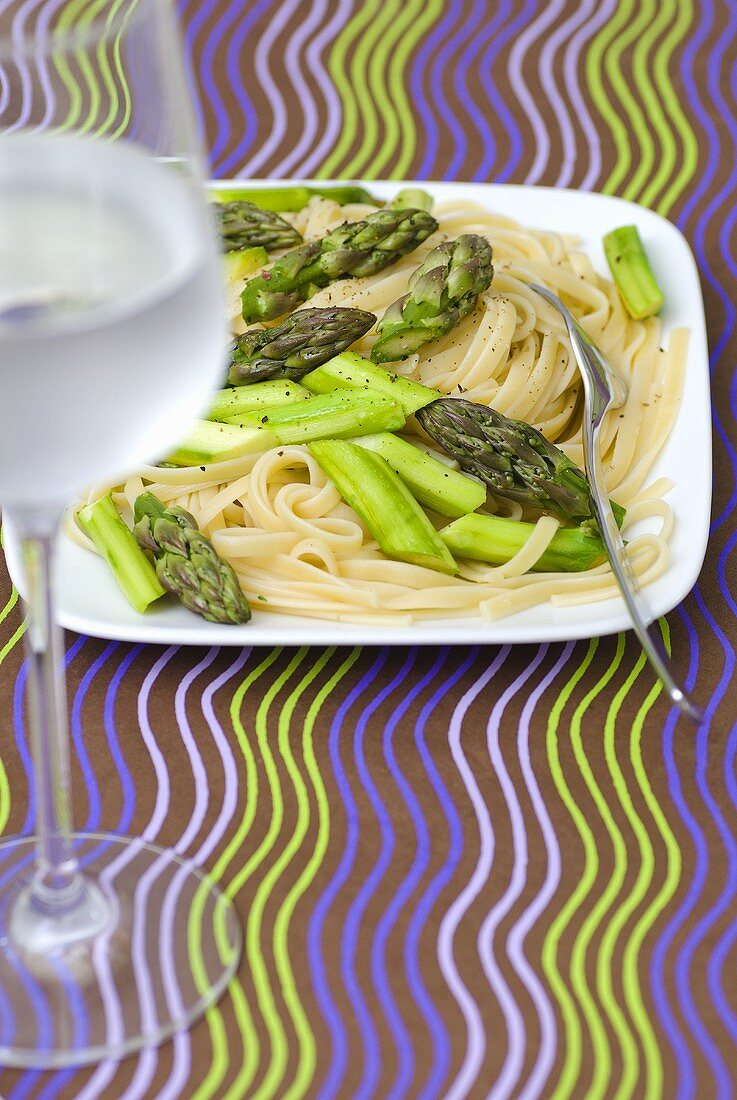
[560,0,617,190]
[476,0,534,184]
[451,0,514,183]
[2,635,88,1095]
[5,0,34,131]
[479,645,550,1099]
[421,2,478,180]
[650,0,737,1090]
[270,0,326,177]
[538,0,596,189]
[410,2,462,179]
[216,0,280,177]
[341,649,418,1100]
[439,646,511,1100]
[292,0,352,178]
[311,649,389,1100]
[405,646,481,1100]
[370,648,449,1100]
[507,0,567,185]
[184,0,235,167]
[512,642,575,1100]
[239,0,301,176]
[158,647,250,1100]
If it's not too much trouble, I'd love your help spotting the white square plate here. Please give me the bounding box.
[4,180,711,646]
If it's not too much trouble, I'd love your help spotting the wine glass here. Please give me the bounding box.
[0,0,240,1067]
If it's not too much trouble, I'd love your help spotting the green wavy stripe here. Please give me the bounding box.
[542,639,598,1098]
[55,0,101,132]
[622,622,681,1098]
[560,640,630,1100]
[227,648,310,1099]
[278,647,362,1100]
[335,0,397,181]
[316,0,379,180]
[603,0,656,199]
[649,0,698,214]
[248,645,322,1100]
[346,0,413,180]
[585,0,636,195]
[622,0,672,202]
[370,0,442,179]
[0,583,22,837]
[190,647,283,1100]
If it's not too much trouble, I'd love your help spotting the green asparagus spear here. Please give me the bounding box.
[215,201,302,252]
[440,512,606,572]
[227,307,376,385]
[603,225,664,319]
[134,492,251,624]
[309,439,458,574]
[301,350,439,415]
[240,207,439,323]
[352,432,486,517]
[208,379,311,421]
[416,398,626,529]
[222,246,268,285]
[371,234,493,362]
[210,185,384,211]
[77,494,166,613]
[390,188,434,212]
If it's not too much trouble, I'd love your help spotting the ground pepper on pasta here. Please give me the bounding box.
[70,196,687,624]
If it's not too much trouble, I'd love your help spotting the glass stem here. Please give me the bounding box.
[9,509,82,913]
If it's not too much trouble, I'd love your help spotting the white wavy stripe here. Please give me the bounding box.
[437,646,511,1100]
[561,0,619,189]
[237,0,303,177]
[481,646,550,1100]
[537,0,595,188]
[270,0,328,177]
[511,643,575,1100]
[75,645,180,1100]
[293,0,353,177]
[156,647,251,1100]
[506,0,567,185]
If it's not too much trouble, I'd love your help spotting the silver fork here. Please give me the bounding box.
[531,284,701,724]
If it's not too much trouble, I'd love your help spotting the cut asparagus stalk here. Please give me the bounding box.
[390,188,434,212]
[208,380,311,421]
[77,494,166,612]
[221,388,406,442]
[167,420,271,465]
[222,246,268,285]
[301,350,439,415]
[310,439,458,575]
[210,184,384,211]
[440,512,606,572]
[353,432,486,517]
[603,225,664,319]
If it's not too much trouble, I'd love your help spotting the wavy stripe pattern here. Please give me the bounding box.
[2,1,737,1097]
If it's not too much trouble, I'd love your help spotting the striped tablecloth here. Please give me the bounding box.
[1,1,736,1096]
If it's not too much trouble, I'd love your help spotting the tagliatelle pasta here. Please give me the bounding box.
[68,196,687,623]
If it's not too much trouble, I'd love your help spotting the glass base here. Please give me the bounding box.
[0,833,242,1068]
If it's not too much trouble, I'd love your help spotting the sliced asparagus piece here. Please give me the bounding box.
[372,234,493,362]
[241,207,439,322]
[227,307,376,385]
[416,398,626,529]
[222,246,268,285]
[221,388,406,441]
[208,380,311,422]
[301,350,439,415]
[440,512,606,572]
[390,188,434,212]
[134,492,251,624]
[352,432,486,517]
[77,494,166,613]
[167,420,270,466]
[310,439,458,575]
[215,201,302,251]
[210,185,384,211]
[603,225,664,320]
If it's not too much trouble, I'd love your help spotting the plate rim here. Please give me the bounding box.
[4,178,712,646]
